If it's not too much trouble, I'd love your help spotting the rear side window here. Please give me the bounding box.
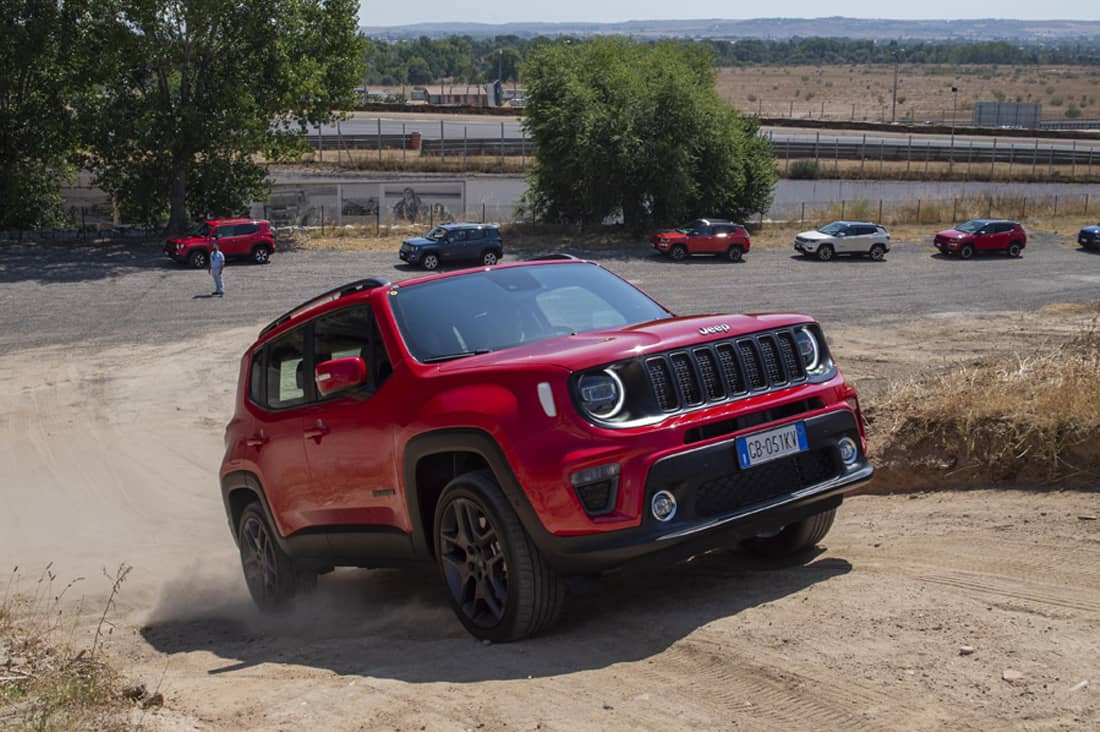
[237,223,259,236]
[467,228,484,241]
[248,350,265,404]
[265,329,307,409]
[853,225,877,235]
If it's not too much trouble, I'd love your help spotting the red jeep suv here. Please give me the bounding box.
[220,259,872,641]
[651,218,751,262]
[934,219,1027,259]
[165,218,275,269]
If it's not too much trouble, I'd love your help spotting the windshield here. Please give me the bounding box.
[389,263,672,362]
[818,222,847,235]
[188,223,211,237]
[956,220,985,233]
[425,226,447,241]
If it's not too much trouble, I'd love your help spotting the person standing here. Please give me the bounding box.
[209,240,226,296]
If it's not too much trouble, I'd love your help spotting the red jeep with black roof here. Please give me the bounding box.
[165,218,275,269]
[220,259,871,641]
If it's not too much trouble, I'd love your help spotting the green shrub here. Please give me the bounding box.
[788,159,821,180]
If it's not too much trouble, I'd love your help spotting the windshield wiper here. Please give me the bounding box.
[421,349,494,363]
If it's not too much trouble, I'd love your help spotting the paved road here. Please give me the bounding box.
[2,232,1097,352]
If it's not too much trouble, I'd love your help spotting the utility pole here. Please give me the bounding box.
[950,84,959,172]
[891,58,899,123]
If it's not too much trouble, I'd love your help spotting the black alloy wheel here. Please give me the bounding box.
[237,503,314,611]
[433,470,564,642]
[959,243,975,259]
[438,496,510,630]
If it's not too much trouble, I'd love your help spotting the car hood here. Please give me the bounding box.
[431,313,815,374]
[1081,225,1100,235]
[402,237,435,246]
[167,235,207,245]
[795,230,831,241]
[937,229,971,239]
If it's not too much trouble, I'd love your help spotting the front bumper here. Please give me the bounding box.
[794,238,818,252]
[164,245,186,261]
[934,239,960,252]
[399,248,421,263]
[652,240,672,252]
[1079,233,1098,248]
[530,409,871,573]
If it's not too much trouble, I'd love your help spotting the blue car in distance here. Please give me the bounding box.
[1079,223,1100,250]
[399,223,504,270]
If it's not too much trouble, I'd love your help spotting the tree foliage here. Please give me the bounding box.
[84,0,365,232]
[521,38,775,231]
[0,0,91,230]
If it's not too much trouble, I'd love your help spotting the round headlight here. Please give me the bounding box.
[794,327,821,372]
[577,370,625,419]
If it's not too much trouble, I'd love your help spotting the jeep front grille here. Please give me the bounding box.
[643,329,809,414]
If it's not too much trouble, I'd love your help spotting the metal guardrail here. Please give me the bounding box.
[302,133,420,150]
[419,138,534,157]
[771,139,1100,166]
[1039,119,1100,131]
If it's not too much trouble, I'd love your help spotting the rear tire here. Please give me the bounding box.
[251,245,271,264]
[1007,242,1022,258]
[670,244,688,261]
[741,508,837,559]
[817,244,835,262]
[727,245,744,263]
[869,243,886,261]
[959,243,975,260]
[188,249,208,269]
[422,252,440,270]
[433,470,565,642]
[237,503,315,611]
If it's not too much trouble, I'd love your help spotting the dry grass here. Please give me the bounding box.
[718,64,1100,123]
[866,318,1100,489]
[780,157,1100,184]
[0,565,143,731]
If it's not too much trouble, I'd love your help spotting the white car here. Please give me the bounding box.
[794,221,891,261]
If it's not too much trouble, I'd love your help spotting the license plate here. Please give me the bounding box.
[736,422,808,469]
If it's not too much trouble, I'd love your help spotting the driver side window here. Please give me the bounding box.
[312,305,391,397]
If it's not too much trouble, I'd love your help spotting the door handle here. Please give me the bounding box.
[245,433,269,448]
[304,421,330,442]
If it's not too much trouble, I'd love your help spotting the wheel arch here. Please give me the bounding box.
[221,470,284,549]
[402,428,540,560]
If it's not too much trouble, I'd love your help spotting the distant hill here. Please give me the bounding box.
[361,17,1100,42]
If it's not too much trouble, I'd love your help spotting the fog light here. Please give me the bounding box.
[651,490,677,522]
[838,436,859,465]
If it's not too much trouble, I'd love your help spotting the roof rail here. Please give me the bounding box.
[524,253,581,262]
[259,278,390,337]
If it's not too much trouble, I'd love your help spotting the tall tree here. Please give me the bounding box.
[0,0,89,230]
[85,0,365,233]
[522,38,776,231]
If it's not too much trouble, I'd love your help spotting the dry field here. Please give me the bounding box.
[718,64,1100,123]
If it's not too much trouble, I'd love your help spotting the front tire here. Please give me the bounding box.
[481,250,499,266]
[669,244,688,261]
[434,470,565,642]
[959,243,975,260]
[727,245,744,263]
[741,508,837,559]
[422,252,440,270]
[817,244,835,262]
[188,249,208,269]
[237,503,315,611]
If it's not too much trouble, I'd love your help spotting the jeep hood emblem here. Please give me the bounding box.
[699,323,731,336]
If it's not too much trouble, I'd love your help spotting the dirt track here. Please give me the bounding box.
[1,241,1099,729]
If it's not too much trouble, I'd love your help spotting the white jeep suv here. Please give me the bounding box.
[794,221,891,261]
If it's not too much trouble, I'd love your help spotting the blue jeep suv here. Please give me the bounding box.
[399,223,504,270]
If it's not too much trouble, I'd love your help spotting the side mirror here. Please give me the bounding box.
[315,356,367,397]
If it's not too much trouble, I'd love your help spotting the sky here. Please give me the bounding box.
[359,3,1098,27]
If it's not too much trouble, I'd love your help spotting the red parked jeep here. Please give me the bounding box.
[651,218,752,262]
[220,259,872,641]
[933,219,1027,259]
[165,218,275,269]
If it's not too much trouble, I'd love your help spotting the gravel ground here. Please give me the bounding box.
[1,231,1097,352]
